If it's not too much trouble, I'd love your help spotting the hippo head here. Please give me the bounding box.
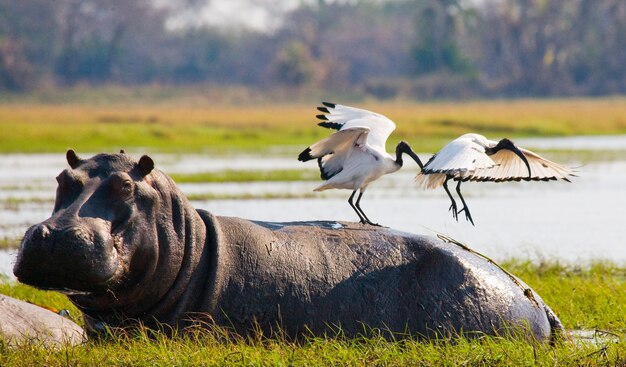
[13,150,160,295]
[14,150,207,330]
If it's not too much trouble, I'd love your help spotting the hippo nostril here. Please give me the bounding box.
[32,224,51,241]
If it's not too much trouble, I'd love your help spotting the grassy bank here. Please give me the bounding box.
[1,261,625,365]
[170,169,321,183]
[1,329,623,366]
[1,98,626,154]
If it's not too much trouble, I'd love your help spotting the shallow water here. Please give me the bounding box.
[568,329,623,346]
[515,135,626,151]
[1,136,625,278]
[0,250,14,279]
[196,164,623,263]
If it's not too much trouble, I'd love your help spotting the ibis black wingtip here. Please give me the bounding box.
[318,157,330,180]
[322,101,336,108]
[317,106,329,113]
[298,147,313,162]
[316,114,328,121]
[317,121,343,130]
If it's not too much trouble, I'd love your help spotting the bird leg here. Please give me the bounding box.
[355,191,381,226]
[348,190,367,224]
[455,180,475,226]
[443,178,458,221]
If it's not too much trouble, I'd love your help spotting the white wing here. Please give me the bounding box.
[299,127,370,180]
[317,103,395,152]
[420,138,496,175]
[468,148,574,182]
[415,137,496,189]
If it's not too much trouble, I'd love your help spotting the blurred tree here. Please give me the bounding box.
[54,0,169,85]
[171,29,226,83]
[470,0,626,96]
[0,0,624,96]
[0,38,33,91]
[0,0,57,90]
[565,0,626,94]
[270,40,316,86]
[276,0,416,89]
[412,0,471,75]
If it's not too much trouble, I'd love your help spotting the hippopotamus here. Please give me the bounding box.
[13,150,563,342]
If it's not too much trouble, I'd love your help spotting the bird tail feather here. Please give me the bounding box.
[313,184,329,192]
[415,173,446,190]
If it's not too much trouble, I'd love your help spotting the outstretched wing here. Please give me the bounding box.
[298,127,370,180]
[415,138,496,189]
[418,139,496,174]
[467,148,574,182]
[316,102,395,152]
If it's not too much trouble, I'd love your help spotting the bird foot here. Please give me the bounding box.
[448,203,459,221]
[457,207,475,226]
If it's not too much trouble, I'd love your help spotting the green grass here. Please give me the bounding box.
[170,169,320,183]
[1,261,625,365]
[0,282,79,320]
[506,261,626,331]
[1,328,623,366]
[1,97,626,154]
[0,237,20,250]
[185,192,321,201]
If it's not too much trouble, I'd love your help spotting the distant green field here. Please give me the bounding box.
[170,169,321,183]
[1,261,625,366]
[1,97,625,154]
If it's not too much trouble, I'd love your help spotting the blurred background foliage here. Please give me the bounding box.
[0,0,625,98]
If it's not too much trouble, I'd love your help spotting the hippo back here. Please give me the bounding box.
[204,216,561,342]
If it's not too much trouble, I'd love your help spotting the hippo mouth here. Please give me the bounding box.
[37,286,94,296]
[14,245,124,294]
[13,223,127,294]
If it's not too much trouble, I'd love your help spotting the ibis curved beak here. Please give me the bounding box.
[396,141,424,169]
[510,145,532,179]
[407,149,424,169]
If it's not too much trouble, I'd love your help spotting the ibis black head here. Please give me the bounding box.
[395,141,424,169]
[489,138,532,179]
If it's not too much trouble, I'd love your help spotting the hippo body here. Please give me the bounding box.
[14,151,562,342]
[209,216,560,340]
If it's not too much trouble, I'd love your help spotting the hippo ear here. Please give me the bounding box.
[120,149,125,154]
[66,149,81,169]
[137,155,154,176]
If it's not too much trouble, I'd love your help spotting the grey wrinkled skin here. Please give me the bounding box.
[14,151,563,342]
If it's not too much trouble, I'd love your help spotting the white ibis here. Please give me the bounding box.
[298,102,423,226]
[415,133,574,225]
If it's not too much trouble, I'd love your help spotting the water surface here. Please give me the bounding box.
[1,136,625,278]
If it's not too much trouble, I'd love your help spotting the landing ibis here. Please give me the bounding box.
[415,133,574,225]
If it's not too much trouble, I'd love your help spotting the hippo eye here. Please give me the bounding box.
[110,176,134,197]
[121,180,133,193]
